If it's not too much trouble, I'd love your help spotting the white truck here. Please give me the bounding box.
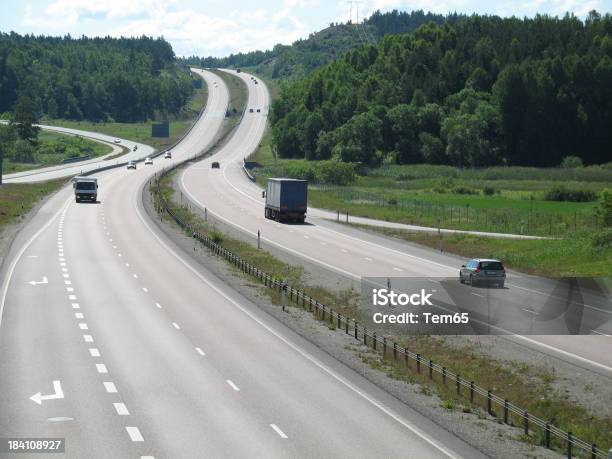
[73,176,98,203]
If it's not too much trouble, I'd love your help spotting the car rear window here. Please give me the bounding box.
[479,261,504,270]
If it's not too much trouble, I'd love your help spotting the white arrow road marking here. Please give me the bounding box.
[27,277,48,286]
[30,380,63,405]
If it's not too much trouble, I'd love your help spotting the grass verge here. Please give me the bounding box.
[150,167,612,456]
[343,223,612,277]
[0,179,66,232]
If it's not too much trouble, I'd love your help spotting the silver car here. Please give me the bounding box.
[459,258,506,288]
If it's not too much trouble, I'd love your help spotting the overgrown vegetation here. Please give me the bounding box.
[271,12,612,168]
[0,33,194,122]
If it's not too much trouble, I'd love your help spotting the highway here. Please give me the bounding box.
[0,69,482,458]
[179,70,612,377]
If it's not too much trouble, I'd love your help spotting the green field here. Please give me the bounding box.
[42,83,208,151]
[250,138,611,236]
[2,131,113,174]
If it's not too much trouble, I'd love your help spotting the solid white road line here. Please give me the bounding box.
[89,348,100,357]
[104,382,118,393]
[114,403,130,415]
[96,364,108,374]
[270,424,288,439]
[69,295,77,300]
[126,427,144,442]
[195,347,206,356]
[226,380,240,391]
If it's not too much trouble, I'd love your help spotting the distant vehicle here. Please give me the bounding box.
[164,151,172,159]
[249,108,254,113]
[73,176,98,203]
[256,108,261,112]
[254,80,258,85]
[144,157,153,165]
[264,178,308,223]
[114,139,121,144]
[460,259,506,288]
[133,145,138,151]
[127,161,136,170]
[211,161,220,169]
[236,68,241,73]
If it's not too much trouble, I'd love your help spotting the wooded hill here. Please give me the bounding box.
[270,12,612,168]
[182,10,458,80]
[0,33,194,122]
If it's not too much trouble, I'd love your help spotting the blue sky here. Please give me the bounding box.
[1,0,610,57]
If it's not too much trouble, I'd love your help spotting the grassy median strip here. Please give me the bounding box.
[0,179,66,232]
[151,167,611,456]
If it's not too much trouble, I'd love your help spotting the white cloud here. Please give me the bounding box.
[22,0,312,56]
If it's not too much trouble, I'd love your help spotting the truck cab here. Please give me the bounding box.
[264,178,308,223]
[73,176,98,203]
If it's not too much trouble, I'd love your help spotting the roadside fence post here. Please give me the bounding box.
[345,317,349,334]
[337,210,340,222]
[257,230,261,249]
[442,367,446,385]
[393,342,397,360]
[438,219,442,252]
[373,333,377,350]
[524,411,529,435]
[591,444,597,459]
[346,211,349,223]
[416,354,421,373]
[503,400,509,424]
[470,381,475,403]
[363,327,367,346]
[204,207,207,221]
[567,432,572,458]
[456,374,460,395]
[429,360,433,379]
[545,423,551,448]
[487,390,492,415]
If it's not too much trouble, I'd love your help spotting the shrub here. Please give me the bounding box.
[482,186,497,196]
[561,156,584,168]
[591,229,612,248]
[544,186,596,202]
[315,161,356,185]
[452,186,478,195]
[387,198,398,205]
[597,188,612,227]
[12,140,36,163]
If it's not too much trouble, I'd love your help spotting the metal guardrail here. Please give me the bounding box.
[150,167,609,459]
[242,159,256,182]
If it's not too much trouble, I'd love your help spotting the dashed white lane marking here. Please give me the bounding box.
[155,303,162,309]
[59,258,65,262]
[140,456,155,459]
[104,382,117,393]
[114,403,130,416]
[83,335,93,343]
[142,287,148,293]
[62,268,68,272]
[303,235,309,239]
[172,322,180,330]
[471,292,484,298]
[64,281,72,285]
[133,274,138,279]
[89,348,100,357]
[118,253,122,257]
[320,242,327,246]
[195,347,205,356]
[270,424,288,439]
[341,249,348,253]
[126,427,144,442]
[125,263,130,267]
[66,287,74,292]
[226,380,240,391]
[393,267,403,272]
[62,273,69,277]
[72,303,80,309]
[113,245,117,249]
[96,364,108,374]
[75,312,84,319]
[79,323,88,330]
[365,257,373,261]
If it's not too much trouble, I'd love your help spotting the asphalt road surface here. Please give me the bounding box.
[179,70,612,377]
[0,69,482,458]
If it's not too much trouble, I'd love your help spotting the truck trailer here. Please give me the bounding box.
[73,176,98,203]
[264,178,307,223]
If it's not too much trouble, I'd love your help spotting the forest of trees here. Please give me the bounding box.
[181,10,457,80]
[0,33,194,122]
[271,12,612,167]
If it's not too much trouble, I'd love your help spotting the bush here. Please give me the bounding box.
[12,140,36,163]
[315,161,356,185]
[597,188,612,227]
[482,186,497,196]
[452,186,478,195]
[591,229,612,248]
[561,156,584,168]
[544,186,596,202]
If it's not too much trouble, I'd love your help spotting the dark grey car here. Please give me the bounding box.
[459,258,506,288]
